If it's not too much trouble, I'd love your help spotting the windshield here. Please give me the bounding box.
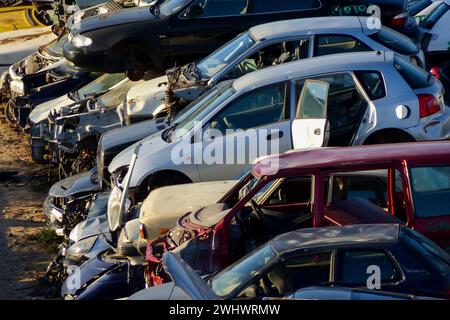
[169,82,235,141]
[47,35,67,57]
[159,0,190,16]
[75,73,126,100]
[197,32,255,78]
[210,244,277,297]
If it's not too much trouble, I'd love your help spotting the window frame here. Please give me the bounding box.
[313,33,372,57]
[179,0,323,19]
[335,247,405,287]
[202,80,291,136]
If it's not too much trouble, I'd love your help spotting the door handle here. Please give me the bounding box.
[266,131,284,140]
[314,128,321,135]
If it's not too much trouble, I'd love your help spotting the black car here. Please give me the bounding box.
[64,0,415,80]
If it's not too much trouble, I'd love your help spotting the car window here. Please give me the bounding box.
[190,0,248,17]
[245,0,321,14]
[208,82,287,135]
[160,0,190,16]
[354,71,386,100]
[410,166,450,218]
[296,73,368,146]
[276,251,332,291]
[263,176,312,205]
[394,55,435,89]
[401,227,450,274]
[76,73,126,100]
[337,250,401,285]
[369,26,419,55]
[324,170,389,210]
[210,244,277,297]
[315,35,371,57]
[224,39,309,80]
[197,32,255,78]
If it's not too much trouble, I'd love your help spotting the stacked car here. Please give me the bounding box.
[0,0,449,300]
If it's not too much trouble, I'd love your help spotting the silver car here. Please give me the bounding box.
[124,16,426,124]
[109,51,450,210]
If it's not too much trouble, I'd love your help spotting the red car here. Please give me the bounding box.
[146,141,450,285]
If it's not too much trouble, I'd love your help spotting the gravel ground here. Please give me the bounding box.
[0,117,55,299]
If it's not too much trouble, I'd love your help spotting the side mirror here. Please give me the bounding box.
[185,4,204,18]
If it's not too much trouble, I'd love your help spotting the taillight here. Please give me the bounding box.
[419,94,441,118]
[430,66,441,80]
[391,12,409,27]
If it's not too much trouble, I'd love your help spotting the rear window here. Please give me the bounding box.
[401,227,450,274]
[393,55,434,89]
[369,26,419,55]
[410,166,450,218]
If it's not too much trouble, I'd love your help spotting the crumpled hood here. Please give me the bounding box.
[28,93,74,124]
[108,129,168,183]
[49,170,100,198]
[125,75,168,117]
[69,5,155,34]
[69,215,109,243]
[187,204,231,228]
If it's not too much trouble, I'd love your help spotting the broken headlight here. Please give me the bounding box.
[65,236,97,260]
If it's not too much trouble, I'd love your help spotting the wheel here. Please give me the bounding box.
[126,62,146,81]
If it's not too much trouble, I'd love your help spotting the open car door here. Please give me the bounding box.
[292,79,329,149]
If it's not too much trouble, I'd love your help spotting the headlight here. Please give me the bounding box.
[65,236,97,260]
[69,32,92,48]
[10,80,24,95]
[127,97,146,113]
[107,186,131,231]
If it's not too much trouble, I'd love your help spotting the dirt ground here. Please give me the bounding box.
[0,117,55,299]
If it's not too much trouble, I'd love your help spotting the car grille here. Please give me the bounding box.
[83,1,123,18]
[105,1,124,12]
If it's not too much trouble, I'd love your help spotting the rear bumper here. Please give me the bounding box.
[407,106,450,141]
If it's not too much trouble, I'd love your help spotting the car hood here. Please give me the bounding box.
[125,75,168,117]
[186,204,231,228]
[48,170,99,198]
[69,5,155,34]
[162,252,218,300]
[108,128,170,187]
[128,282,191,300]
[99,117,168,155]
[69,215,109,243]
[29,93,74,124]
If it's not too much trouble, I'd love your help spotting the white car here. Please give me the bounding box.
[122,16,426,125]
[108,51,450,209]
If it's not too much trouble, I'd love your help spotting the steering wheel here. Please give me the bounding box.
[250,199,267,224]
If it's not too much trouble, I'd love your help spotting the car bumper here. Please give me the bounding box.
[407,106,450,141]
[63,41,106,72]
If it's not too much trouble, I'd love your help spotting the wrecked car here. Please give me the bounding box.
[143,140,450,288]
[0,1,56,33]
[63,0,416,80]
[110,51,449,213]
[29,72,128,164]
[126,16,425,120]
[1,35,101,127]
[130,224,450,300]
[60,179,238,299]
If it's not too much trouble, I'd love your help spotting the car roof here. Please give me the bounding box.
[271,224,400,254]
[232,51,390,92]
[249,16,368,41]
[253,141,450,178]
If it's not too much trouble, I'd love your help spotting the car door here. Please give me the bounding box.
[194,81,292,181]
[293,72,370,149]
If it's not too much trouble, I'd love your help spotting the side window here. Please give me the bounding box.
[190,0,248,17]
[354,71,386,100]
[208,82,287,134]
[225,39,309,79]
[296,73,368,146]
[337,250,401,285]
[263,176,312,205]
[274,251,331,292]
[324,170,389,210]
[246,0,321,14]
[315,35,371,56]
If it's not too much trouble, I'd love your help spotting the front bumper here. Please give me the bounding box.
[43,195,65,236]
[63,41,107,72]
